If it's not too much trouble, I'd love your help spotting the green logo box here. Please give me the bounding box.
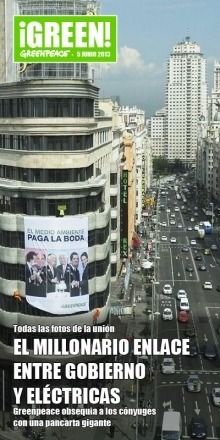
[13,15,117,63]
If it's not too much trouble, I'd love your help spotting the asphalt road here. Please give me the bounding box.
[153,187,220,439]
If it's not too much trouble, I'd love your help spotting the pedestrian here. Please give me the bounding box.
[110,422,115,438]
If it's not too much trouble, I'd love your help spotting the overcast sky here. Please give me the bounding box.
[97,0,220,117]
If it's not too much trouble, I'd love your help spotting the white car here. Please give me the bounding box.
[170,220,176,225]
[187,374,202,392]
[191,239,197,245]
[203,281,213,290]
[212,388,220,406]
[161,236,167,241]
[170,213,175,218]
[176,289,187,300]
[177,223,183,229]
[190,217,195,222]
[161,222,167,227]
[166,208,171,213]
[187,225,193,231]
[162,308,173,320]
[170,237,177,243]
[174,207,180,212]
[161,358,175,374]
[163,284,172,295]
[179,298,189,311]
[199,222,204,227]
[194,225,199,231]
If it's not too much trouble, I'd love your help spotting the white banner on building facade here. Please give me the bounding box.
[24,216,89,315]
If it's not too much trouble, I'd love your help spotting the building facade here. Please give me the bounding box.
[165,36,207,165]
[196,60,220,204]
[149,108,166,157]
[0,0,114,357]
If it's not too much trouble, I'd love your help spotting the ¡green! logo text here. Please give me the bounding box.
[13,15,117,63]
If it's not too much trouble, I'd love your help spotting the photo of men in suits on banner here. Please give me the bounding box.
[24,216,89,315]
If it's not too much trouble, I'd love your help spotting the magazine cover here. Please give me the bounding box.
[0,0,220,440]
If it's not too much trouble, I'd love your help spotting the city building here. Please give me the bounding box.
[0,0,114,360]
[196,61,220,204]
[118,106,152,227]
[98,99,123,280]
[165,36,208,166]
[149,108,166,157]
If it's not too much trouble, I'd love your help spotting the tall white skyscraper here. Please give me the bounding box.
[165,36,208,165]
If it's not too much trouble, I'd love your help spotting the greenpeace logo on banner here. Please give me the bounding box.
[13,15,117,63]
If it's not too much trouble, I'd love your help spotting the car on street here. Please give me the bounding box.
[184,324,195,337]
[177,223,183,228]
[176,289,187,300]
[178,310,190,323]
[203,281,212,290]
[170,237,177,243]
[194,225,199,231]
[161,358,175,374]
[202,344,217,360]
[212,387,220,406]
[198,263,207,271]
[203,248,211,255]
[190,416,207,439]
[180,298,190,311]
[162,284,172,295]
[194,254,203,261]
[161,236,167,242]
[174,207,179,212]
[190,217,195,222]
[185,264,194,272]
[182,245,189,252]
[191,239,197,245]
[188,340,198,357]
[162,308,173,320]
[187,374,202,392]
[170,213,175,218]
[187,225,193,231]
[161,221,167,227]
[211,244,218,251]
[170,220,176,225]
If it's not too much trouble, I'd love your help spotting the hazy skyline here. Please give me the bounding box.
[98,0,220,117]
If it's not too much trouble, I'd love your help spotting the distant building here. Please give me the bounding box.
[166,36,208,165]
[149,108,166,157]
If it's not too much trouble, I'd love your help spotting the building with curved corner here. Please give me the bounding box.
[0,0,114,359]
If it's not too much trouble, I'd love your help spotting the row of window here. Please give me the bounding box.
[0,224,110,249]
[0,193,104,216]
[0,254,110,281]
[0,284,109,325]
[0,165,93,183]
[20,63,90,81]
[0,98,94,118]
[0,135,93,151]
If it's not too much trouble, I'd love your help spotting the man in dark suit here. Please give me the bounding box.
[26,252,47,297]
[46,253,59,293]
[25,251,37,285]
[56,254,71,291]
[69,252,80,297]
[79,252,89,295]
